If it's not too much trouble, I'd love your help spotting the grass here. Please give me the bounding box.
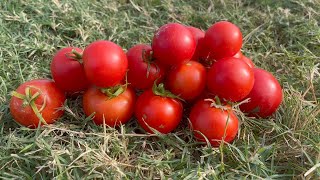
[0,0,319,179]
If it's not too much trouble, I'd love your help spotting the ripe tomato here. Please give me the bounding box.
[207,57,254,102]
[51,47,89,93]
[166,61,206,101]
[233,51,254,68]
[135,89,183,134]
[204,21,242,59]
[10,79,66,128]
[152,23,196,66]
[240,68,283,118]
[83,86,136,127]
[186,26,205,61]
[127,44,165,90]
[189,99,239,147]
[83,40,128,88]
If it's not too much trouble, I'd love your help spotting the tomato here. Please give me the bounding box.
[240,68,283,118]
[152,23,196,66]
[233,51,254,68]
[134,88,183,134]
[50,47,89,93]
[83,86,136,127]
[189,99,239,147]
[127,44,165,90]
[10,79,66,128]
[204,21,242,60]
[186,26,205,61]
[83,40,128,88]
[166,61,206,101]
[207,57,254,102]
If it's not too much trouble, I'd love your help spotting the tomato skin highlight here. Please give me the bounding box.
[134,90,183,134]
[207,57,254,102]
[83,40,128,88]
[82,86,136,127]
[240,68,283,118]
[152,23,196,66]
[186,26,205,61]
[51,47,89,93]
[166,61,206,101]
[233,51,243,59]
[127,44,165,90]
[189,99,239,147]
[204,21,242,60]
[10,79,66,128]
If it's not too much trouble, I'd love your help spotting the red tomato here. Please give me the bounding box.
[51,47,89,93]
[207,57,254,102]
[152,23,196,66]
[10,79,66,128]
[240,68,283,118]
[204,21,242,59]
[233,51,254,68]
[127,44,165,90]
[135,90,183,134]
[189,99,239,147]
[83,86,136,127]
[186,26,205,61]
[166,61,206,101]
[83,40,128,88]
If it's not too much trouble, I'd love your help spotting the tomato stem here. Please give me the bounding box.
[11,87,48,126]
[65,49,83,64]
[100,85,125,99]
[142,49,159,79]
[152,81,184,101]
[141,49,154,63]
[100,71,130,99]
[204,98,228,110]
[29,101,48,125]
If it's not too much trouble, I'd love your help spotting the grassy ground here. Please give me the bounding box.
[0,0,319,179]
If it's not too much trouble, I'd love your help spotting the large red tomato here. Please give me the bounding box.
[240,68,283,118]
[189,99,239,147]
[152,23,196,66]
[127,44,165,90]
[166,61,206,101]
[134,88,183,134]
[207,57,254,102]
[204,21,242,60]
[186,26,205,61]
[83,86,135,127]
[51,47,89,93]
[10,79,66,128]
[83,40,128,88]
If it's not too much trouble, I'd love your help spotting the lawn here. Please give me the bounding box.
[0,0,319,179]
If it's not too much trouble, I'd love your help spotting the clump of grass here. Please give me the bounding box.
[0,0,319,179]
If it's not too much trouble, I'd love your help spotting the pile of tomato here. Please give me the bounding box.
[10,21,283,147]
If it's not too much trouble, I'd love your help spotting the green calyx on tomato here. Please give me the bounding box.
[11,86,48,125]
[100,85,127,99]
[100,71,130,99]
[204,97,230,111]
[152,81,184,101]
[65,49,83,64]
